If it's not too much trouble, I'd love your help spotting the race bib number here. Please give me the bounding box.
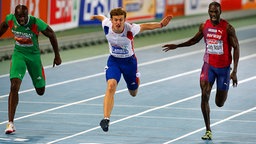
[111,45,129,54]
[206,39,224,55]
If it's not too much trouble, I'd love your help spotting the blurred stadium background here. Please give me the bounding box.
[0,0,256,74]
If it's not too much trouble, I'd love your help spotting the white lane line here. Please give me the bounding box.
[46,76,256,144]
[0,50,255,124]
[0,49,204,99]
[0,138,29,142]
[163,106,256,144]
[0,37,255,98]
[0,69,201,125]
[1,51,256,99]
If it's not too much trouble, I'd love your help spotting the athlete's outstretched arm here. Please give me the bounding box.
[41,26,62,67]
[139,15,172,33]
[162,23,204,52]
[0,21,9,37]
[228,24,239,87]
[90,15,106,22]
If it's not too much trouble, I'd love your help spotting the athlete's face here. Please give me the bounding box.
[208,5,221,26]
[15,7,28,26]
[111,15,125,33]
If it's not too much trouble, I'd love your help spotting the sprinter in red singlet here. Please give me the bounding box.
[162,2,239,140]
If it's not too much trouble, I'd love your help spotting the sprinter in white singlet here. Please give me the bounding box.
[91,7,172,132]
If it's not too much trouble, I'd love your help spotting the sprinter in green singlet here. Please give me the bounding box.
[0,4,62,134]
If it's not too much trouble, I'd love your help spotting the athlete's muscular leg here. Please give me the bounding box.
[128,78,140,97]
[200,80,213,131]
[104,79,117,118]
[8,78,22,122]
[35,87,45,96]
[215,90,228,107]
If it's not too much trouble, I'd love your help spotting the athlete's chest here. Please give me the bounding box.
[106,30,133,46]
[204,20,227,40]
[11,22,34,38]
[204,28,228,55]
[204,27,226,41]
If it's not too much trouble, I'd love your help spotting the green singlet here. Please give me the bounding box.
[5,14,48,88]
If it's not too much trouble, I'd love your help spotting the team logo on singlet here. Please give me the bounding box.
[12,29,33,46]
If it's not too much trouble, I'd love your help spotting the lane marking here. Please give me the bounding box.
[0,138,29,142]
[0,69,201,125]
[0,47,255,125]
[46,76,256,144]
[0,33,254,143]
[163,106,256,144]
[0,49,204,99]
[1,51,256,99]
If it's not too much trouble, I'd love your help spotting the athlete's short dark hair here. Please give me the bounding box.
[209,1,221,10]
[110,8,127,18]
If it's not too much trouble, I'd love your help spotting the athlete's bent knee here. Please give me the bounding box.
[216,102,224,107]
[130,93,137,97]
[107,80,117,93]
[36,87,45,96]
[215,91,227,107]
[129,89,138,97]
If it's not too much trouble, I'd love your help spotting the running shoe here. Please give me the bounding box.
[201,130,212,140]
[100,118,110,132]
[5,122,16,134]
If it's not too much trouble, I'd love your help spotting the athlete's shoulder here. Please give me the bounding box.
[125,22,136,29]
[27,15,48,31]
[6,13,14,17]
[32,15,48,26]
[201,19,209,30]
[204,19,212,26]
[202,19,210,28]
[102,17,111,26]
[5,14,15,20]
[28,15,40,23]
[125,21,135,26]
[220,19,228,23]
[219,19,229,29]
[5,14,15,27]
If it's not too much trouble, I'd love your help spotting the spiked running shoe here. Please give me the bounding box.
[5,122,16,134]
[100,119,110,132]
[201,130,212,140]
